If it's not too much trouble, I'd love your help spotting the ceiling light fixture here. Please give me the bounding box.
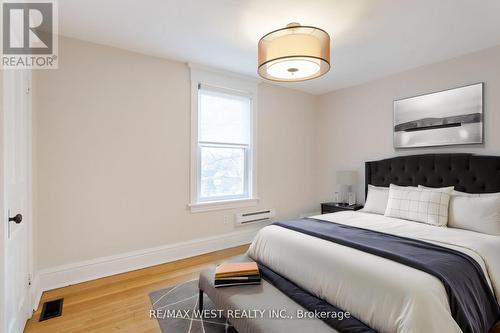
[258,23,330,82]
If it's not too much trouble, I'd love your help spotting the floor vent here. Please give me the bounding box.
[39,298,64,321]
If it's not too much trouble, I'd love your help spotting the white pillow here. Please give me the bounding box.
[362,185,389,215]
[419,185,500,235]
[385,184,450,227]
[449,193,500,236]
[451,190,499,197]
[452,190,478,197]
[418,185,454,194]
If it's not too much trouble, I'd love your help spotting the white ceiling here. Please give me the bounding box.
[58,0,500,95]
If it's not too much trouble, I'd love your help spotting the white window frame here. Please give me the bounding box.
[188,64,259,213]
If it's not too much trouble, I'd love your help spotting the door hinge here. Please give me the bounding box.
[26,87,31,95]
[28,274,32,287]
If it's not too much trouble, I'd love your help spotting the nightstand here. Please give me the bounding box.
[321,202,363,214]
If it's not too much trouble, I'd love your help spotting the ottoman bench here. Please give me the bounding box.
[198,254,338,333]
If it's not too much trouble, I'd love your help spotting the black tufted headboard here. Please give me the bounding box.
[365,154,500,197]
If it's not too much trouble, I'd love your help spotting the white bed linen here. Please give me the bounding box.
[247,211,500,333]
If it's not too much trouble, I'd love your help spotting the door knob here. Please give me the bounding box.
[9,214,22,224]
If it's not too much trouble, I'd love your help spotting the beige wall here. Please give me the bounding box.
[317,45,500,203]
[35,37,500,272]
[33,37,319,270]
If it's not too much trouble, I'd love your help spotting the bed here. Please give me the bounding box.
[200,154,500,333]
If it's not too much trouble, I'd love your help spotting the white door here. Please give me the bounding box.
[3,69,32,333]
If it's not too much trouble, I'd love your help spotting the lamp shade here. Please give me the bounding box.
[336,171,357,186]
[258,23,330,82]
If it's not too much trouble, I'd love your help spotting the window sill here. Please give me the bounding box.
[188,198,260,213]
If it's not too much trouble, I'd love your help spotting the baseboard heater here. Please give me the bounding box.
[235,209,275,225]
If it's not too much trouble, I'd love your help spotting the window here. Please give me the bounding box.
[198,86,251,201]
[189,66,258,212]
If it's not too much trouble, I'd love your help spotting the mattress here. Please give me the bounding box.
[247,211,500,333]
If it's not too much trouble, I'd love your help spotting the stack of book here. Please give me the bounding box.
[214,262,261,288]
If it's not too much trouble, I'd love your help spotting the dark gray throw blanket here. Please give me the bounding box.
[269,218,499,333]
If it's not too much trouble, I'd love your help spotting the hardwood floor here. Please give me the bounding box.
[23,243,500,333]
[24,245,249,333]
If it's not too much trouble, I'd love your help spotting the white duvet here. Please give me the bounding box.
[247,211,500,333]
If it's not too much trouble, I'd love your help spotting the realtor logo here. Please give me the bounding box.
[1,0,58,69]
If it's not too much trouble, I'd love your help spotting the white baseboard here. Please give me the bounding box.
[32,227,261,311]
[31,275,41,314]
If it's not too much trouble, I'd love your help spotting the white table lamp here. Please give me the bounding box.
[336,171,358,205]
